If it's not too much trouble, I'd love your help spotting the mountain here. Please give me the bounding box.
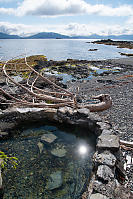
[0,32,21,39]
[0,32,133,40]
[25,32,70,39]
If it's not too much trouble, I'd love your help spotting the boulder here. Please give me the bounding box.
[97,134,119,151]
[97,165,114,182]
[94,151,116,167]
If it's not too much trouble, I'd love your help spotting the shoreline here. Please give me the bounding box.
[0,55,133,196]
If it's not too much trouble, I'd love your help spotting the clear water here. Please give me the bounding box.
[44,67,121,83]
[0,39,133,61]
[1,123,96,199]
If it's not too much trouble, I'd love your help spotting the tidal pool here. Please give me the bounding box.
[1,123,96,199]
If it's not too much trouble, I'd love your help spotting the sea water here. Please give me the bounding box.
[0,39,133,61]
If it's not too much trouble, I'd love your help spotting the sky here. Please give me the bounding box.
[0,0,133,36]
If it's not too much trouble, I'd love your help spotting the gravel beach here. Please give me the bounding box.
[67,57,133,193]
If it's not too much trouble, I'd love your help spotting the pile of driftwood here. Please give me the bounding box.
[0,55,112,112]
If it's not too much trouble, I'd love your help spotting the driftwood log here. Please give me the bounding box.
[0,56,112,112]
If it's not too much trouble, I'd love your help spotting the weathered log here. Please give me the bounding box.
[120,140,133,148]
[78,94,112,112]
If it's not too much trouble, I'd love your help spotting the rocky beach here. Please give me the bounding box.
[0,54,133,198]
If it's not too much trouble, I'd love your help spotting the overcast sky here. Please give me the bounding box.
[0,0,133,36]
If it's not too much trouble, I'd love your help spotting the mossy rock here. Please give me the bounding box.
[1,55,47,71]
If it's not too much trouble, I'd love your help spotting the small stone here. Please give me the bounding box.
[41,133,57,143]
[51,146,66,157]
[90,193,109,199]
[37,142,44,153]
[94,151,116,167]
[97,134,119,151]
[97,165,114,182]
[46,171,63,190]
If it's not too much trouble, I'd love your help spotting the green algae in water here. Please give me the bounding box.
[1,124,96,199]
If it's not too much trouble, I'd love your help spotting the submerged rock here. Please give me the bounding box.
[41,133,57,143]
[51,146,67,157]
[46,171,63,190]
[37,142,44,153]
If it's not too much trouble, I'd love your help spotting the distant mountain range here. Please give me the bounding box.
[0,32,133,40]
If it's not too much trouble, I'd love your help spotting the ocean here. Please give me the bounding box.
[0,39,133,61]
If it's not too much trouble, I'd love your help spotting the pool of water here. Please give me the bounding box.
[1,123,96,199]
[44,66,121,84]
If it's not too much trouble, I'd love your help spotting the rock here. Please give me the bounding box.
[41,133,57,143]
[97,134,119,151]
[101,129,113,135]
[97,165,114,182]
[97,122,111,130]
[0,168,2,188]
[51,146,66,157]
[90,193,109,199]
[0,122,16,131]
[37,142,44,153]
[88,113,102,122]
[46,171,63,190]
[77,108,90,117]
[58,106,74,115]
[0,131,8,137]
[94,151,116,167]
[88,49,98,51]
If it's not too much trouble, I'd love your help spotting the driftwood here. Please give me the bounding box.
[120,140,133,149]
[0,55,112,112]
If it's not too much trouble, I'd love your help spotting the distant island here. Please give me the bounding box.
[0,31,133,40]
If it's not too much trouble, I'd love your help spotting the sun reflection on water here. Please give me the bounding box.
[78,144,89,156]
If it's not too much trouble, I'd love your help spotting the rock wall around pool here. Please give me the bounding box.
[0,107,130,199]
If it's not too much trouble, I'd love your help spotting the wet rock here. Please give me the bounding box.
[88,49,98,51]
[90,193,109,199]
[41,133,57,143]
[37,142,44,153]
[51,146,67,157]
[94,151,116,167]
[46,171,63,190]
[97,165,114,182]
[97,134,119,151]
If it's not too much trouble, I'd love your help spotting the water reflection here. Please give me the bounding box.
[78,145,88,156]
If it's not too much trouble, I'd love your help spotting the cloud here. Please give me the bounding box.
[0,21,133,37]
[0,0,133,17]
